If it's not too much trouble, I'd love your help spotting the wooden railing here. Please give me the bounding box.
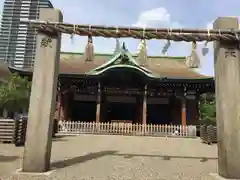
[200,125,217,144]
[13,116,28,146]
[58,121,197,138]
[0,119,15,143]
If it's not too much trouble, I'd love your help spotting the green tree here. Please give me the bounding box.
[0,73,31,115]
[199,93,216,125]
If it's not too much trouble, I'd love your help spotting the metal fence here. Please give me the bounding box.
[58,121,197,138]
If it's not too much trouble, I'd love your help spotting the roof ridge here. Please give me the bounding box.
[89,44,152,75]
[60,51,186,60]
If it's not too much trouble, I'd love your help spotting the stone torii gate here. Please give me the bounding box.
[21,8,240,179]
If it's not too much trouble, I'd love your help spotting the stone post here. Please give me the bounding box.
[213,17,240,179]
[22,8,62,172]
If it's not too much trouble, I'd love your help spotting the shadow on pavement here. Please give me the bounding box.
[52,135,68,142]
[0,155,19,162]
[52,135,80,142]
[51,150,118,169]
[113,153,217,162]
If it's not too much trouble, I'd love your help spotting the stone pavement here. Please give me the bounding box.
[0,135,217,180]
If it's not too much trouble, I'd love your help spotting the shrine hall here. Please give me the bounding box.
[3,40,214,126]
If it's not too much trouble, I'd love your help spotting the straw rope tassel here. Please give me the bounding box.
[192,41,197,50]
[70,34,74,44]
[84,35,94,61]
[186,41,200,68]
[202,28,210,56]
[70,24,76,45]
[137,39,148,66]
[202,41,209,56]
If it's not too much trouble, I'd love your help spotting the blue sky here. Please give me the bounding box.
[1,0,240,76]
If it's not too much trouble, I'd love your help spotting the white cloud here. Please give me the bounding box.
[133,7,170,27]
[133,7,181,28]
[206,21,213,29]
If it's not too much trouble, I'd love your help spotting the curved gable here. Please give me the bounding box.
[87,43,155,78]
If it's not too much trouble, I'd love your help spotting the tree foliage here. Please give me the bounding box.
[0,73,31,113]
[199,93,216,125]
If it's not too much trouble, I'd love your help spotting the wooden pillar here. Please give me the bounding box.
[62,93,69,120]
[55,90,61,121]
[142,85,147,125]
[22,9,62,172]
[136,96,141,124]
[100,93,106,122]
[213,17,240,179]
[181,98,187,126]
[96,82,101,123]
[59,91,65,121]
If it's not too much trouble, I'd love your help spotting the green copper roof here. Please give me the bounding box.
[87,43,157,78]
[60,51,186,61]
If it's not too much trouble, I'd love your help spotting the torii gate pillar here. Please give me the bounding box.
[213,17,240,179]
[22,8,62,172]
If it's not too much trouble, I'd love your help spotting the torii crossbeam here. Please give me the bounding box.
[20,19,240,42]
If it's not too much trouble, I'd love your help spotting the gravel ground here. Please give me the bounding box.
[0,135,217,180]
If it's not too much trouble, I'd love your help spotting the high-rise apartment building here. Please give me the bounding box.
[0,0,54,68]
